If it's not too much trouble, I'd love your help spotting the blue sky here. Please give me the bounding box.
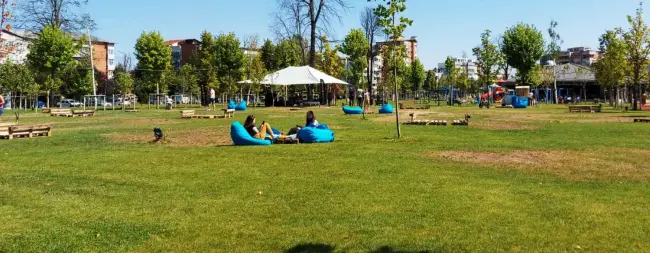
[87,0,643,69]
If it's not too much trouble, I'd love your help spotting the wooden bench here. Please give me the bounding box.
[404,113,447,126]
[181,110,224,119]
[399,101,431,110]
[72,110,95,117]
[569,105,602,113]
[634,118,650,123]
[50,109,72,117]
[124,109,139,113]
[181,110,195,119]
[41,108,52,113]
[1,124,52,140]
[304,101,320,106]
[0,122,17,137]
[221,109,235,118]
[451,114,471,126]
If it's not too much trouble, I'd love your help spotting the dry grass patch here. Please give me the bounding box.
[103,127,231,147]
[431,149,650,181]
[471,121,539,131]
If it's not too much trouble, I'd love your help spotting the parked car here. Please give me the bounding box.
[37,101,46,108]
[57,99,81,107]
[84,98,112,107]
[116,99,132,106]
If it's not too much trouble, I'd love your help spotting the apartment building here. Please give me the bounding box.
[370,36,419,87]
[0,29,32,64]
[166,39,200,69]
[558,47,600,66]
[437,57,479,81]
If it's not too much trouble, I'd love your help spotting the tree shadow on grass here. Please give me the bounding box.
[284,243,335,253]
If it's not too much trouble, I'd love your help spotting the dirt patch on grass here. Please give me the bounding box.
[327,125,350,130]
[118,119,181,125]
[103,128,231,147]
[432,149,650,181]
[471,121,539,131]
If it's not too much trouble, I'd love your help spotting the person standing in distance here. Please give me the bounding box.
[0,94,4,121]
[209,87,216,111]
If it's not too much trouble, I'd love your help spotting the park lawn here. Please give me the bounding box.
[0,104,649,252]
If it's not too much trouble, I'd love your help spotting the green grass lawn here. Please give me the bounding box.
[1,104,649,252]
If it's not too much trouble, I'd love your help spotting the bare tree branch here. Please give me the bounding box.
[14,0,94,33]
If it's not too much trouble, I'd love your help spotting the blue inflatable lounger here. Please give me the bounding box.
[342,106,363,115]
[227,100,236,110]
[230,121,272,146]
[379,104,394,114]
[297,124,335,143]
[235,100,247,111]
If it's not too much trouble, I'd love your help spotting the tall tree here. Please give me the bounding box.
[27,25,79,106]
[496,35,510,80]
[213,33,245,96]
[193,31,217,106]
[361,6,381,104]
[260,39,277,71]
[547,20,563,103]
[502,23,545,86]
[15,0,94,33]
[444,56,456,101]
[594,29,628,107]
[134,31,171,99]
[274,0,350,101]
[409,58,425,92]
[423,70,436,92]
[340,28,369,88]
[114,71,133,110]
[372,0,413,138]
[0,60,38,94]
[622,2,650,110]
[275,39,302,69]
[472,29,500,89]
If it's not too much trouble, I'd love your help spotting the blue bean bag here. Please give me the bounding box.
[235,100,247,111]
[297,124,335,143]
[230,121,271,146]
[379,104,394,114]
[342,106,363,115]
[227,100,236,109]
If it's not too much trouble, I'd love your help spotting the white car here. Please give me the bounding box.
[117,100,132,106]
[57,99,81,107]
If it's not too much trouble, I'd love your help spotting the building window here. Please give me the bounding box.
[109,59,114,65]
[109,49,113,55]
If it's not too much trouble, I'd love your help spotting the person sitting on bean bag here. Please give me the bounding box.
[288,111,319,135]
[244,115,277,140]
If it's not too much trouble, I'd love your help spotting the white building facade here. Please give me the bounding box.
[437,57,478,81]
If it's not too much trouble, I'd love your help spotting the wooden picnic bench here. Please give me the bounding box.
[0,122,18,137]
[404,113,447,126]
[50,108,72,117]
[304,101,320,106]
[0,124,52,140]
[181,110,230,119]
[72,110,95,117]
[568,105,602,113]
[41,108,51,113]
[399,101,431,110]
[221,109,235,118]
[634,118,650,123]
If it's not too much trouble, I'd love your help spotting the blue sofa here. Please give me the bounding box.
[235,100,247,111]
[230,121,272,146]
[227,100,236,110]
[379,104,394,114]
[342,106,363,115]
[297,124,335,143]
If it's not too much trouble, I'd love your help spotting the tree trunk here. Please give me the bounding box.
[633,84,639,110]
[608,87,614,107]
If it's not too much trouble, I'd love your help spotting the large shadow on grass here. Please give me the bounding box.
[284,244,458,253]
[285,243,335,253]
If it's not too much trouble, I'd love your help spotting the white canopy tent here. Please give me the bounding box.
[261,66,349,106]
[262,66,349,85]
